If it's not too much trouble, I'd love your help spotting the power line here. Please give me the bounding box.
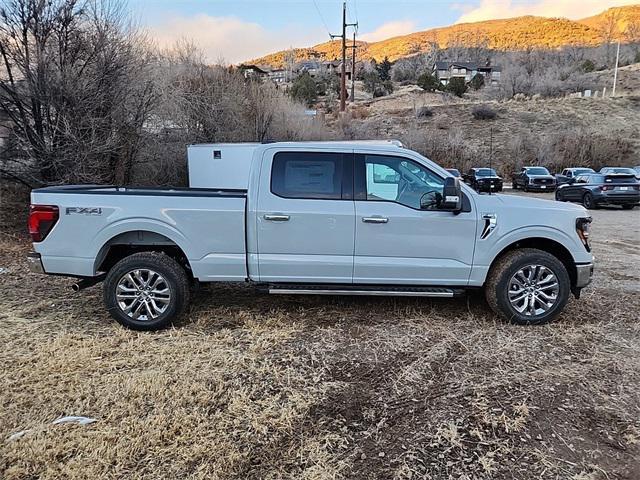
[311,0,333,39]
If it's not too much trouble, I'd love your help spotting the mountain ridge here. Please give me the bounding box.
[249,5,640,68]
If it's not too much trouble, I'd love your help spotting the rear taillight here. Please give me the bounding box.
[28,205,59,242]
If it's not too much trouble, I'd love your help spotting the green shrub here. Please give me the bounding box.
[581,60,596,73]
[290,72,317,107]
[417,72,440,92]
[470,73,485,90]
[446,77,467,97]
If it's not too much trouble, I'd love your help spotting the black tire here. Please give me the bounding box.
[485,248,571,326]
[103,252,190,331]
[512,181,518,190]
[621,204,635,210]
[582,192,597,210]
[555,189,564,201]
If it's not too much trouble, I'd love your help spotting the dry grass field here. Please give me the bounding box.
[1,187,639,479]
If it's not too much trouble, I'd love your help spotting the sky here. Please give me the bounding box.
[132,0,638,63]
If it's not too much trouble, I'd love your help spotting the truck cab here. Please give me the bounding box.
[28,142,594,330]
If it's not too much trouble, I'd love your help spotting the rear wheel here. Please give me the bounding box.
[485,248,570,325]
[103,252,190,331]
[555,189,564,201]
[582,192,597,210]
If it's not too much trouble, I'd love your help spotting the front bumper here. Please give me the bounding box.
[527,183,556,191]
[575,263,594,288]
[27,252,45,274]
[477,182,503,191]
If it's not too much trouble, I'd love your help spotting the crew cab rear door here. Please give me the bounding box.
[352,152,476,285]
[254,149,355,283]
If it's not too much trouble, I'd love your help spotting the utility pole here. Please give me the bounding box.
[331,1,357,112]
[350,30,357,103]
[612,40,621,97]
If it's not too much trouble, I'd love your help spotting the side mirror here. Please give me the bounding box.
[440,177,463,212]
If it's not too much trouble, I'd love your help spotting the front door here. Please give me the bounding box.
[353,153,477,285]
[256,150,355,283]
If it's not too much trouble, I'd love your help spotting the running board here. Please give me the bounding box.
[266,285,463,298]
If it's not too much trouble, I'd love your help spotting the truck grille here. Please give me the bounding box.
[533,178,553,185]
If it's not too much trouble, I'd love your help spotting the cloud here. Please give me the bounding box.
[359,20,418,42]
[148,15,325,64]
[455,0,638,23]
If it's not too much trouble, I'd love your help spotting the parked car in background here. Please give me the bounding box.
[463,168,503,192]
[446,168,461,178]
[599,167,637,176]
[555,168,595,186]
[512,167,556,192]
[27,141,594,330]
[555,173,639,209]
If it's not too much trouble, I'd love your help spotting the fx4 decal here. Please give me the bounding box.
[66,207,102,216]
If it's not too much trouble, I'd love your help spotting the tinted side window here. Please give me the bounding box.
[271,152,344,199]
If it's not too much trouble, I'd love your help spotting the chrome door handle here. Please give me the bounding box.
[362,216,388,224]
[264,214,290,222]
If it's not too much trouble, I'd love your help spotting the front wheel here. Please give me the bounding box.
[485,248,571,325]
[555,190,564,201]
[103,252,191,331]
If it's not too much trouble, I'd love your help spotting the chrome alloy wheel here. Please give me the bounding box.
[116,269,171,321]
[508,265,559,316]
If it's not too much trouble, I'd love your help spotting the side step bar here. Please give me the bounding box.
[266,285,463,298]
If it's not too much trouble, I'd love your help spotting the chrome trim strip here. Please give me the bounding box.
[268,289,454,297]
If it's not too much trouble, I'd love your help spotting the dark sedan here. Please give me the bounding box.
[463,168,503,192]
[555,173,639,210]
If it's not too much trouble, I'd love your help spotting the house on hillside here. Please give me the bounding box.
[238,64,270,80]
[433,61,501,86]
[267,68,288,84]
[295,60,323,77]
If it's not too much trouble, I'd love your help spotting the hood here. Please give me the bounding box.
[528,174,555,180]
[475,192,586,214]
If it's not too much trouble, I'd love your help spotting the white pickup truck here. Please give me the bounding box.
[27,141,594,330]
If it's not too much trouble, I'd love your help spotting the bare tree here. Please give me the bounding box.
[624,20,640,61]
[598,9,621,66]
[0,0,156,186]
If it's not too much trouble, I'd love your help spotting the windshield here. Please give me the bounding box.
[574,168,595,175]
[477,168,497,177]
[602,168,635,175]
[526,167,550,175]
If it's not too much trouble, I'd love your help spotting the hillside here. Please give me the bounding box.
[251,5,640,67]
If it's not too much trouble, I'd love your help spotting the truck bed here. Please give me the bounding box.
[31,185,248,281]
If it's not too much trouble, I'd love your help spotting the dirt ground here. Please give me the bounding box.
[1,188,639,479]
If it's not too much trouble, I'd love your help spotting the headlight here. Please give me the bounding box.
[576,217,592,252]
